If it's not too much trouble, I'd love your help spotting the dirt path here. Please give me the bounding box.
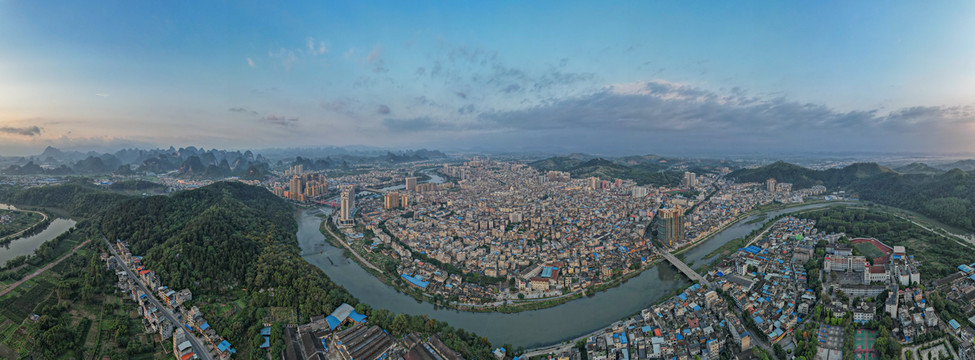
[0,239,91,297]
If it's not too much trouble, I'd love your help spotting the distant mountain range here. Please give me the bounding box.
[0,146,448,179]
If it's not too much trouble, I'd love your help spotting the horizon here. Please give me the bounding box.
[2,1,975,155]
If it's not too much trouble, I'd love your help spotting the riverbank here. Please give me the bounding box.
[318,210,681,313]
[301,200,856,347]
[0,208,51,246]
[313,199,846,315]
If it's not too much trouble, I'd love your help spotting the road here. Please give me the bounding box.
[658,250,710,287]
[0,239,90,297]
[103,237,214,360]
[321,219,383,273]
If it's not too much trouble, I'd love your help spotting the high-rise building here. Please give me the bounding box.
[656,207,685,247]
[339,185,355,227]
[683,172,697,188]
[766,178,777,193]
[384,191,401,209]
[405,177,417,191]
[289,176,303,197]
[588,177,599,190]
[632,186,649,198]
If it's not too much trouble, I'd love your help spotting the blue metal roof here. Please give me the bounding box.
[217,340,232,352]
[348,310,367,323]
[326,315,342,330]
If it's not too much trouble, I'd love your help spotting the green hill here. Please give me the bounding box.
[529,156,682,186]
[728,161,894,189]
[894,162,944,175]
[731,161,975,232]
[1,181,494,359]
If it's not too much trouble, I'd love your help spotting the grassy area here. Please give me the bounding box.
[0,279,54,322]
[804,206,975,279]
[0,209,45,239]
[851,242,886,260]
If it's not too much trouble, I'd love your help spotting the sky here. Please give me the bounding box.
[1,1,974,156]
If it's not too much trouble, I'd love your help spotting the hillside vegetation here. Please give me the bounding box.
[1,181,493,359]
[730,161,975,232]
[529,156,681,186]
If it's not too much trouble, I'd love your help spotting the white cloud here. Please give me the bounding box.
[95,93,109,97]
[247,57,256,67]
[306,37,327,56]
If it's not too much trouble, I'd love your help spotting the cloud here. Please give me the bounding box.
[307,37,327,55]
[247,57,256,67]
[382,117,470,132]
[269,48,298,70]
[262,115,299,127]
[383,79,975,152]
[320,98,362,117]
[367,44,388,73]
[376,105,391,115]
[228,107,259,115]
[95,93,109,97]
[0,126,42,136]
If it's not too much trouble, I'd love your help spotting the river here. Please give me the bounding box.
[0,204,78,266]
[298,188,852,347]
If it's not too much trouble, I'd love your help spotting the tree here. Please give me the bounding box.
[774,343,786,360]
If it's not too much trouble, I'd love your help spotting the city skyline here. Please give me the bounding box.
[2,1,974,155]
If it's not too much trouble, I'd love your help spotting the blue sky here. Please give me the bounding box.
[1,1,973,155]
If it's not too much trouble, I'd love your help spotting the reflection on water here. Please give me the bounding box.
[297,200,852,347]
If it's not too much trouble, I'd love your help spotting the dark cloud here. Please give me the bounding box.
[559,58,568,67]
[320,98,360,116]
[228,107,259,115]
[502,84,522,93]
[454,91,467,99]
[376,105,391,115]
[0,126,42,136]
[383,117,458,132]
[458,104,475,114]
[367,45,388,73]
[383,80,975,152]
[262,115,299,127]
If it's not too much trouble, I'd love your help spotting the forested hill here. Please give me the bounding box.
[92,181,493,358]
[529,155,682,186]
[99,181,298,290]
[0,180,131,218]
[728,161,894,189]
[730,161,975,231]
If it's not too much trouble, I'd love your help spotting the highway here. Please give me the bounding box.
[103,237,213,360]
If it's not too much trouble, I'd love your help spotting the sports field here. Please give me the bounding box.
[853,328,878,360]
[852,242,886,260]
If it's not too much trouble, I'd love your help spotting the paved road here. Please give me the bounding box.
[321,219,383,273]
[0,239,90,297]
[103,237,213,360]
[659,250,710,287]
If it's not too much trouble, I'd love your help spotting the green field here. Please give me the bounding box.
[852,242,886,260]
[0,280,53,322]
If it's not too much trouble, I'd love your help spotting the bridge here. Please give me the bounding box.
[659,250,710,287]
